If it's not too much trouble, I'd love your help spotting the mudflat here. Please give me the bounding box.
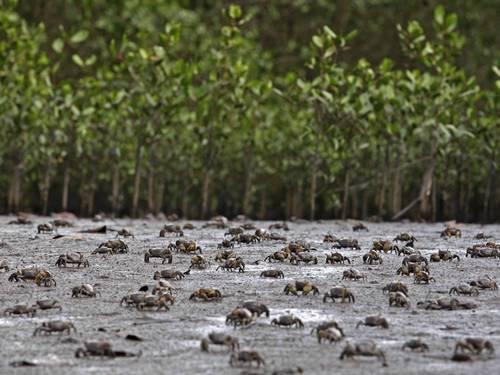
[0,217,499,375]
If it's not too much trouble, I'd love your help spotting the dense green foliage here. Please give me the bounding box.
[1,0,498,221]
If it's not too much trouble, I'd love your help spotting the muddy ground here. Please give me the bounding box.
[0,217,499,375]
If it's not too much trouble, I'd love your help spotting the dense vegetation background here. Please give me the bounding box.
[1,0,499,221]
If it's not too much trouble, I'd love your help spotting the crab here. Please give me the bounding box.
[97,239,128,254]
[190,255,209,269]
[264,250,290,263]
[34,321,76,335]
[8,267,40,282]
[469,276,498,290]
[352,223,369,232]
[120,292,147,307]
[397,245,417,256]
[72,284,100,298]
[382,281,408,296]
[402,339,429,352]
[311,320,345,336]
[225,227,244,236]
[37,223,54,234]
[35,299,62,311]
[0,259,10,271]
[356,316,389,329]
[189,288,222,302]
[91,246,115,255]
[4,303,37,317]
[173,239,202,254]
[150,279,175,295]
[317,327,344,344]
[342,269,367,281]
[137,294,174,311]
[271,315,304,328]
[201,332,239,352]
[284,280,320,296]
[340,341,387,366]
[260,269,285,278]
[75,341,115,358]
[240,223,257,230]
[441,227,462,238]
[429,250,460,262]
[290,252,318,265]
[217,239,235,249]
[449,283,479,296]
[8,267,57,287]
[323,234,338,243]
[466,246,500,258]
[363,250,383,265]
[393,233,417,242]
[397,262,428,276]
[269,222,289,231]
[214,250,236,265]
[455,338,494,355]
[216,257,245,273]
[229,351,265,367]
[159,224,184,237]
[256,229,287,241]
[474,232,493,240]
[239,301,270,317]
[144,248,173,264]
[183,223,195,230]
[389,291,410,307]
[323,286,355,303]
[331,238,361,250]
[115,228,134,238]
[414,271,435,284]
[225,308,254,328]
[55,252,90,268]
[372,240,399,254]
[402,254,428,266]
[232,233,260,244]
[417,297,477,310]
[325,252,351,265]
[203,216,228,229]
[153,269,188,280]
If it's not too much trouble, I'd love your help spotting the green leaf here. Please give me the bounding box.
[228,4,242,19]
[70,30,89,44]
[312,35,324,48]
[445,13,458,32]
[434,5,445,25]
[51,38,64,54]
[72,54,84,67]
[492,66,500,77]
[344,30,358,42]
[85,55,97,66]
[323,26,337,39]
[139,48,149,60]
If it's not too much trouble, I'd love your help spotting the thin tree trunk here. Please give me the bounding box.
[40,158,52,216]
[132,143,143,217]
[111,168,120,216]
[418,157,436,221]
[62,165,70,212]
[155,180,164,215]
[309,169,317,220]
[243,169,253,217]
[147,166,155,214]
[8,161,23,213]
[341,164,350,220]
[482,159,494,223]
[391,145,402,216]
[258,190,267,220]
[201,172,211,219]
